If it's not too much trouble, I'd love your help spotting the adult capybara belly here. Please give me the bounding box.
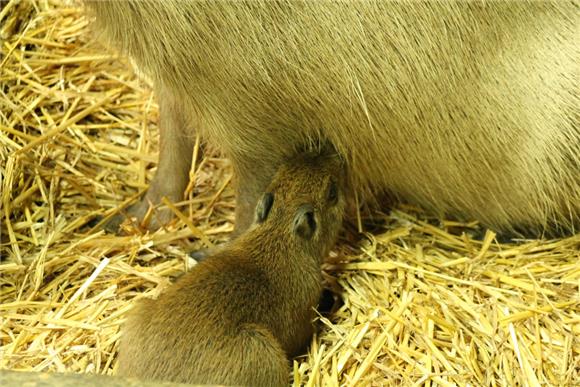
[86,1,579,235]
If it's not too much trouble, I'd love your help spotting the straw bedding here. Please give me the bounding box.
[1,1,578,386]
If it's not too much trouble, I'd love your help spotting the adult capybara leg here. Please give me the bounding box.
[188,156,283,261]
[105,87,197,232]
[187,155,272,261]
[234,182,263,236]
[187,158,277,261]
[232,160,278,236]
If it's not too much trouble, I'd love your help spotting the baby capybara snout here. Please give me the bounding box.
[117,151,346,386]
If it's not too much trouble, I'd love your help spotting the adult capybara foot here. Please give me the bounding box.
[101,195,177,233]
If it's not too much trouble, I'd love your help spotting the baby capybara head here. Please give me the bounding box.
[253,151,346,258]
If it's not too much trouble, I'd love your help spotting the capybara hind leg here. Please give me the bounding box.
[233,325,289,387]
[105,87,197,232]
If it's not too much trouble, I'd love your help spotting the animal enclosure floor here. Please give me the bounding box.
[1,1,579,386]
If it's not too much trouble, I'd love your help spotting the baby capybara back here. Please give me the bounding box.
[117,152,346,385]
[86,2,579,236]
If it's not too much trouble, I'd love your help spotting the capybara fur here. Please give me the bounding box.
[86,1,579,237]
[117,152,346,385]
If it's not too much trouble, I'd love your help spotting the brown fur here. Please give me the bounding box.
[85,1,579,236]
[117,152,346,385]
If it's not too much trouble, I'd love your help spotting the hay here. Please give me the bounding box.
[1,1,578,386]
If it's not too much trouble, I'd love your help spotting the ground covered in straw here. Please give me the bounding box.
[1,1,579,386]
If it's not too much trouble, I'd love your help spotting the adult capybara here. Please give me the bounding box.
[85,1,579,236]
[117,152,346,385]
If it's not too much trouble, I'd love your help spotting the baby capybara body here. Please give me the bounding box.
[117,153,346,385]
[87,2,579,236]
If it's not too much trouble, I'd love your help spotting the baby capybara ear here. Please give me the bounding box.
[255,192,274,223]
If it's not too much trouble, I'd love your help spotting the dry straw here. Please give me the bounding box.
[1,1,578,386]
